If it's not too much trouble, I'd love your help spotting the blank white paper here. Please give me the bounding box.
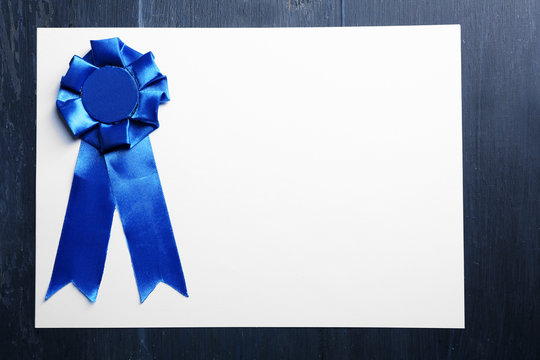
[36,26,464,328]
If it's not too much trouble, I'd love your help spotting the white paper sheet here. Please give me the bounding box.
[36,26,464,328]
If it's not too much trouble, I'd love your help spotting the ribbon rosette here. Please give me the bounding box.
[46,38,188,302]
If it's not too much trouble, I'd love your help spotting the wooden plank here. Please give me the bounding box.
[138,0,342,27]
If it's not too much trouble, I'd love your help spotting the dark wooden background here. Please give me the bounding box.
[1,0,539,358]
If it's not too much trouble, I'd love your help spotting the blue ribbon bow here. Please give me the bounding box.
[46,38,188,303]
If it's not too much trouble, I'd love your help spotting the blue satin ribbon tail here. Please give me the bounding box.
[104,137,188,303]
[46,141,115,302]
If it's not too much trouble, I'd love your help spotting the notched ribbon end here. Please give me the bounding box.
[138,279,189,304]
[45,279,99,303]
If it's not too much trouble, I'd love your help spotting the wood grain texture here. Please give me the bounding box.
[0,0,538,358]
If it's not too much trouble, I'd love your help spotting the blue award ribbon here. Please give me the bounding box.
[46,38,188,303]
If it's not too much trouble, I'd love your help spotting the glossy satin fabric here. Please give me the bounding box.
[104,138,187,302]
[46,141,115,302]
[56,38,168,153]
[46,38,188,302]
